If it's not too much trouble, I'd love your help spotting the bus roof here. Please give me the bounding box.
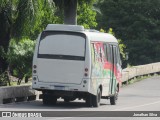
[45,24,84,32]
[45,24,118,43]
[83,31,118,43]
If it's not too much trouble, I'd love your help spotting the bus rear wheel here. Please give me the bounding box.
[43,94,57,105]
[86,94,92,107]
[110,87,118,105]
[64,98,70,102]
[92,88,101,107]
[110,95,116,105]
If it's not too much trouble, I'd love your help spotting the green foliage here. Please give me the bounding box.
[100,28,106,33]
[53,0,97,28]
[0,46,6,59]
[118,39,126,59]
[77,0,97,28]
[0,0,60,73]
[0,0,59,40]
[0,0,15,34]
[30,0,61,39]
[7,38,35,81]
[0,72,8,86]
[97,0,160,65]
[108,28,115,36]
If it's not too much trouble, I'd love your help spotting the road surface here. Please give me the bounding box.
[0,76,160,119]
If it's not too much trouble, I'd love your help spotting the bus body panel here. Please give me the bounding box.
[90,42,112,96]
[37,59,84,84]
[37,32,86,85]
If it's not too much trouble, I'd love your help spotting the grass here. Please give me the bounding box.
[8,81,17,86]
[6,80,32,86]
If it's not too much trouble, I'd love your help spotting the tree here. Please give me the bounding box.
[0,0,58,73]
[0,0,13,73]
[53,0,97,25]
[97,0,160,65]
[7,39,35,85]
[0,0,98,77]
[77,0,97,28]
[53,0,77,24]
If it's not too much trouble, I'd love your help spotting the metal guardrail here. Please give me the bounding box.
[0,62,160,104]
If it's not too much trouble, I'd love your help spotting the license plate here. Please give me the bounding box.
[54,86,65,90]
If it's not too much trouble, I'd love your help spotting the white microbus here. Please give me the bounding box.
[32,24,122,107]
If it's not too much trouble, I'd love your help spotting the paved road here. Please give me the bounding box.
[0,76,160,119]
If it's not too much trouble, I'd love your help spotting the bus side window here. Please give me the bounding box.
[108,44,112,64]
[114,45,121,66]
[113,46,117,65]
[91,43,95,62]
[99,47,103,62]
[109,44,118,66]
[103,43,108,61]
[117,47,122,66]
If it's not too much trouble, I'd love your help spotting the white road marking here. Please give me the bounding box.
[112,100,160,111]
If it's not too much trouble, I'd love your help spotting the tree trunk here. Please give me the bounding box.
[64,0,77,25]
[0,10,11,73]
[0,31,10,73]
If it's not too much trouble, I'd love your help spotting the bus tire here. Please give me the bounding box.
[43,95,50,105]
[64,98,70,102]
[92,88,101,107]
[43,95,57,105]
[86,94,92,107]
[110,87,118,105]
[110,95,116,105]
[52,97,57,105]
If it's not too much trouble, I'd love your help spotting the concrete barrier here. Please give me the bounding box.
[0,62,160,104]
[122,62,160,83]
[0,85,36,104]
[121,70,129,82]
[151,63,160,73]
[123,67,137,80]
